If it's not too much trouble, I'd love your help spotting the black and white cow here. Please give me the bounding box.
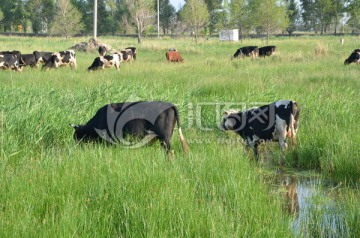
[232,46,259,59]
[20,54,37,68]
[259,46,276,57]
[33,51,53,66]
[119,48,134,62]
[221,100,300,159]
[42,50,77,70]
[87,53,121,71]
[125,47,137,60]
[70,101,189,154]
[344,49,360,65]
[0,50,23,72]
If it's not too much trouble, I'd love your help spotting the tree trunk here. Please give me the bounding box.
[137,32,142,44]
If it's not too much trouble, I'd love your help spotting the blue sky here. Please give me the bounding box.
[169,0,185,10]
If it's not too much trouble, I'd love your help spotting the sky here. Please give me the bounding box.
[169,0,185,10]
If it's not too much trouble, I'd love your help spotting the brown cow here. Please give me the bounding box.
[166,51,183,62]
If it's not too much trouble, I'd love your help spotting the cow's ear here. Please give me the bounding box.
[70,124,79,130]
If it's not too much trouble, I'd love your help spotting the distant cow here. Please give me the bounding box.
[119,48,134,62]
[70,101,189,154]
[221,100,300,159]
[125,47,137,60]
[259,46,276,57]
[0,50,23,72]
[344,49,360,65]
[33,51,53,65]
[232,46,259,59]
[166,51,183,62]
[42,50,77,70]
[88,53,121,71]
[98,45,107,56]
[20,54,37,68]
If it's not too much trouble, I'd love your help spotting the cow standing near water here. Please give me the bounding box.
[70,101,189,155]
[221,100,300,160]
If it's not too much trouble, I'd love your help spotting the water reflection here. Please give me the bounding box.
[274,171,346,237]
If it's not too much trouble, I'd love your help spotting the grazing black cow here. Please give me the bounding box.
[0,50,23,72]
[87,53,121,71]
[259,46,276,57]
[20,54,37,68]
[232,46,259,59]
[33,51,53,65]
[221,100,300,159]
[42,50,77,70]
[125,47,137,60]
[344,49,360,65]
[70,101,189,154]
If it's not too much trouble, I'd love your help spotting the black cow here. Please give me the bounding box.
[87,53,121,71]
[344,49,360,65]
[0,50,23,72]
[232,46,259,59]
[20,54,37,68]
[259,46,276,57]
[125,47,137,60]
[33,51,53,65]
[221,100,300,159]
[70,101,189,154]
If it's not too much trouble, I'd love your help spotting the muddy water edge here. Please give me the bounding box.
[261,167,360,238]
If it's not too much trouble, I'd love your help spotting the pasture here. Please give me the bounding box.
[1,35,359,237]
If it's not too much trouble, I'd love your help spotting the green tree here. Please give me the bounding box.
[300,0,317,32]
[285,0,300,35]
[347,0,360,33]
[229,0,248,41]
[72,0,92,33]
[181,0,210,43]
[51,0,84,38]
[204,0,222,34]
[248,0,289,43]
[158,0,176,35]
[125,0,155,44]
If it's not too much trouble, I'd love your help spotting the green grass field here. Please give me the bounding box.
[1,35,359,237]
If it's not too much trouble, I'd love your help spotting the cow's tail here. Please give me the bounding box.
[289,101,300,145]
[173,106,190,154]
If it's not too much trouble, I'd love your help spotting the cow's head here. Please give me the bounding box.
[70,124,90,141]
[221,110,242,131]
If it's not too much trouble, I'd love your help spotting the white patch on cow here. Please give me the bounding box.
[224,109,239,115]
[275,100,292,108]
[224,117,236,130]
[275,114,288,150]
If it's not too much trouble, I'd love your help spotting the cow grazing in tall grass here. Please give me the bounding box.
[344,49,360,65]
[70,101,189,155]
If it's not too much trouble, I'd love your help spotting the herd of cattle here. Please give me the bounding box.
[0,46,137,72]
[1,43,358,158]
[0,45,359,72]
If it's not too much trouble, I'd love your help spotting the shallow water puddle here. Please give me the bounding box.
[269,170,348,237]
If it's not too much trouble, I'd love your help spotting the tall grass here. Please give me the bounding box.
[0,35,359,236]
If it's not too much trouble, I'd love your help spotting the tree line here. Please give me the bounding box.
[0,0,359,43]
